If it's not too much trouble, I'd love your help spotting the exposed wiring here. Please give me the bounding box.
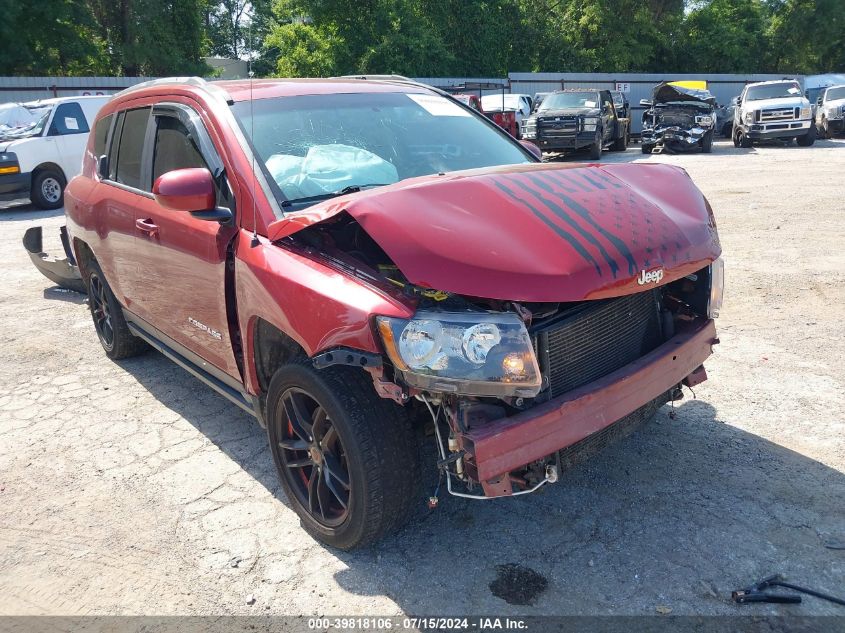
[420,394,553,501]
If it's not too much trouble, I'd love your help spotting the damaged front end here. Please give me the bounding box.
[274,162,723,501]
[641,82,716,154]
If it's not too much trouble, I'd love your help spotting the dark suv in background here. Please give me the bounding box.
[521,89,629,158]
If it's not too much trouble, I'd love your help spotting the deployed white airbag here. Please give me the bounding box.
[266,144,398,198]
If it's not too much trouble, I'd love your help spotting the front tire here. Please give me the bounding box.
[86,260,148,360]
[267,360,420,550]
[797,124,816,146]
[701,131,713,153]
[588,130,603,160]
[735,127,752,148]
[31,169,65,210]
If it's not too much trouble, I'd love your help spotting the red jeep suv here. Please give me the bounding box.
[39,76,722,549]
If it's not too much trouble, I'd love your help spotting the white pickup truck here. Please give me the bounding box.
[732,80,815,148]
[0,95,110,209]
[814,85,845,138]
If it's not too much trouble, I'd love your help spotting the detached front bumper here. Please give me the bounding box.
[461,319,717,496]
[22,225,86,293]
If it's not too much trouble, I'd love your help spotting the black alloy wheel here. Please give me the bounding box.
[88,271,114,351]
[276,387,351,527]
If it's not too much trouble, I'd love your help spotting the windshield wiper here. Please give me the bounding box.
[281,183,391,208]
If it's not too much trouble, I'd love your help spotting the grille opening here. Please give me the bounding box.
[531,289,663,398]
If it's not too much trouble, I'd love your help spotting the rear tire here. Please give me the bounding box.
[85,260,148,360]
[797,124,816,146]
[31,169,65,210]
[611,129,628,151]
[267,360,420,550]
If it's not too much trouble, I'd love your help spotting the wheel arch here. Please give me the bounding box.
[251,316,308,395]
[32,162,67,183]
[72,237,96,281]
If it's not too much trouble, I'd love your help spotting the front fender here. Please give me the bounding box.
[234,230,413,395]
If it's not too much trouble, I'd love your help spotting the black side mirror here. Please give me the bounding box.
[97,155,109,180]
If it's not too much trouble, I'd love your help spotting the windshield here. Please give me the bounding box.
[746,82,802,101]
[538,92,599,111]
[0,103,50,139]
[231,91,532,213]
[826,87,845,101]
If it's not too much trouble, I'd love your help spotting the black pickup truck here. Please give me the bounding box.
[521,89,630,159]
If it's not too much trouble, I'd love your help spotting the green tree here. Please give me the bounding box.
[0,0,108,75]
[87,0,209,75]
[766,0,845,73]
[681,0,768,73]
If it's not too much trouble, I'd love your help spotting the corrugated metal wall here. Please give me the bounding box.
[0,76,154,104]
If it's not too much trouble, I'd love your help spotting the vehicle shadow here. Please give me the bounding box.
[116,352,290,507]
[120,350,845,615]
[42,286,87,304]
[0,199,64,221]
[329,399,845,615]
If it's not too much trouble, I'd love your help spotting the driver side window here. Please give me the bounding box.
[152,115,208,182]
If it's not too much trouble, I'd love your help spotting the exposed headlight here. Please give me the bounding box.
[707,257,725,319]
[744,111,755,124]
[696,115,714,126]
[800,107,811,119]
[376,311,542,397]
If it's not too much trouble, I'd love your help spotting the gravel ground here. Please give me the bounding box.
[1,138,843,617]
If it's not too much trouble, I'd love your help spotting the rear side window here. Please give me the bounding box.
[113,107,150,190]
[152,116,208,182]
[93,114,113,157]
[48,102,90,136]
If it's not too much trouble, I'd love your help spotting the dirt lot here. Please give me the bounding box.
[1,138,843,617]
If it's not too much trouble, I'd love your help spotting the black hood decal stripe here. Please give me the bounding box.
[493,180,603,277]
[510,174,620,278]
[526,172,638,276]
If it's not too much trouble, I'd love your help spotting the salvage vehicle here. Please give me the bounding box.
[445,83,519,138]
[640,82,716,154]
[716,98,737,138]
[481,93,533,136]
[521,89,630,158]
[25,76,723,549]
[814,85,845,138]
[732,80,815,148]
[0,95,110,208]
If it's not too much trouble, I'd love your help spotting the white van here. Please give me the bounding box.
[0,95,111,209]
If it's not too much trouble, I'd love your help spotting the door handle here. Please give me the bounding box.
[135,218,159,238]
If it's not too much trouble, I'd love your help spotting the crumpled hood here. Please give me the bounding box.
[653,82,716,106]
[268,163,721,302]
